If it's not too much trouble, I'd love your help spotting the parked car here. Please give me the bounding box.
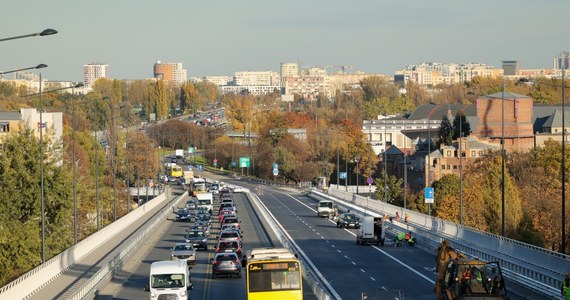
[185,230,208,250]
[170,243,196,265]
[176,208,191,222]
[336,213,360,229]
[211,252,241,278]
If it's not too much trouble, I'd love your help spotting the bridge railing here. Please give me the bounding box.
[319,187,567,299]
[243,186,337,300]
[0,188,173,300]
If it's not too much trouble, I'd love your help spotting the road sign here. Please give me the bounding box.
[231,161,237,167]
[367,177,374,185]
[425,187,434,204]
[188,165,193,171]
[272,163,278,176]
[188,146,195,154]
[239,157,250,168]
[273,168,278,176]
[197,165,203,171]
[213,159,218,166]
[339,172,347,179]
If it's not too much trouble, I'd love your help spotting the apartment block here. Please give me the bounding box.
[83,63,109,89]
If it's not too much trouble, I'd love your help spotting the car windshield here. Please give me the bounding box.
[216,254,237,262]
[319,202,332,208]
[188,231,204,237]
[345,214,356,220]
[174,244,194,251]
[178,209,189,214]
[219,242,238,250]
[223,218,238,224]
[220,232,238,238]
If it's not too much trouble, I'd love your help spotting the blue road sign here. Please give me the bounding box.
[425,187,434,204]
[197,164,203,172]
[339,172,347,179]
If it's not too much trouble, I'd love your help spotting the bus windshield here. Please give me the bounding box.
[248,261,301,292]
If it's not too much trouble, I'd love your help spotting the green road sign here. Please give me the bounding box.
[239,157,250,168]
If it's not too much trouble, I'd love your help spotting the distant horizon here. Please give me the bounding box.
[1,0,568,82]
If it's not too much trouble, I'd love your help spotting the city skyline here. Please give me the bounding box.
[1,0,568,82]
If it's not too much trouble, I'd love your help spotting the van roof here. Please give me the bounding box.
[150,260,187,274]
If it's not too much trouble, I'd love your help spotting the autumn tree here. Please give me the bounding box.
[0,128,73,286]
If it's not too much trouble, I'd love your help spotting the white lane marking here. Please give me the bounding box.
[370,277,376,282]
[337,250,341,253]
[371,245,435,284]
[360,269,365,273]
[280,193,436,285]
[351,262,356,265]
[344,255,349,259]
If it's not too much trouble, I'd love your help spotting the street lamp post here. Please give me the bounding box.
[384,113,388,202]
[71,82,84,244]
[0,28,57,42]
[39,73,46,263]
[518,73,567,253]
[459,114,463,225]
[355,156,360,195]
[501,83,506,237]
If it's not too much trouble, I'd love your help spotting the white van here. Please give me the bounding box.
[145,260,192,300]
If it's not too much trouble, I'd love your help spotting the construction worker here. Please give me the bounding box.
[395,232,405,247]
[562,272,570,300]
[405,232,416,246]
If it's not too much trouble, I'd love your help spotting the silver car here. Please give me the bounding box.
[171,243,196,265]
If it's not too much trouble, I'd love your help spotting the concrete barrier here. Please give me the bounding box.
[0,189,172,300]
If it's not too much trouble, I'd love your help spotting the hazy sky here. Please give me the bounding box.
[1,0,568,82]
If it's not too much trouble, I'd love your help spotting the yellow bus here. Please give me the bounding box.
[170,165,183,178]
[245,248,303,300]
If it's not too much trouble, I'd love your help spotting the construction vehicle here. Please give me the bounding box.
[435,240,509,299]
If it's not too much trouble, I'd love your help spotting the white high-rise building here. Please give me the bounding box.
[280,62,299,78]
[83,63,109,89]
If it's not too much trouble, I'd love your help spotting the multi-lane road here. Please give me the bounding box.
[94,175,540,300]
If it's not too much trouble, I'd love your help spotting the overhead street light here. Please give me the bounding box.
[0,28,58,42]
[468,84,509,237]
[0,63,47,76]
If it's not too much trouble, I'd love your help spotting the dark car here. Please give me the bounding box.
[336,213,360,229]
[185,230,208,250]
[211,252,241,278]
[176,208,191,222]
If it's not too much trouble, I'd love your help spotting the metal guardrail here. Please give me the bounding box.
[243,186,338,300]
[320,187,568,299]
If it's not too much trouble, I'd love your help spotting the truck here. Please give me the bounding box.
[175,149,184,159]
[183,171,194,185]
[316,199,335,218]
[196,192,213,213]
[356,216,385,245]
[144,260,192,300]
[435,240,509,299]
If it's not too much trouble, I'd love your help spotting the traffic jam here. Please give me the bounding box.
[147,180,246,300]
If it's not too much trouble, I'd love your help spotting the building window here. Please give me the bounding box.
[441,165,445,170]
[447,150,452,156]
[471,150,476,157]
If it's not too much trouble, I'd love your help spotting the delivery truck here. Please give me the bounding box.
[356,216,385,245]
